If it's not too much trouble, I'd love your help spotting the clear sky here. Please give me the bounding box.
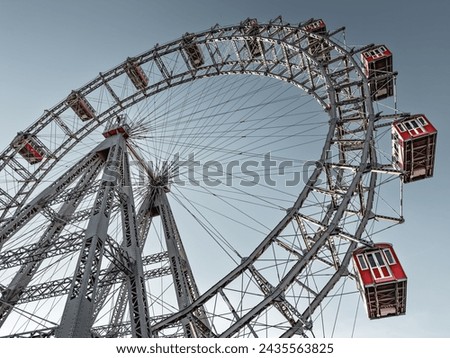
[0,0,449,338]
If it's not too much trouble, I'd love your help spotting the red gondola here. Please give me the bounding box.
[361,45,394,100]
[353,243,407,319]
[392,114,437,183]
[241,18,263,58]
[125,59,149,90]
[182,33,205,68]
[302,19,330,61]
[66,91,95,121]
[12,132,45,164]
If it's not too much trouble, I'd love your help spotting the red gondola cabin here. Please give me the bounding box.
[125,59,149,90]
[361,45,394,101]
[392,114,437,183]
[12,132,46,164]
[241,18,263,58]
[352,243,407,319]
[66,91,95,121]
[302,19,330,62]
[182,33,205,69]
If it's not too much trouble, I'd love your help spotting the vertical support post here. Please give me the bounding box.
[55,136,124,337]
[154,188,212,337]
[91,189,157,327]
[119,148,152,338]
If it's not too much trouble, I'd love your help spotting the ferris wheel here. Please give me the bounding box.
[0,17,437,338]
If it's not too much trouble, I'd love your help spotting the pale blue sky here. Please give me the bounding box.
[0,0,449,337]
